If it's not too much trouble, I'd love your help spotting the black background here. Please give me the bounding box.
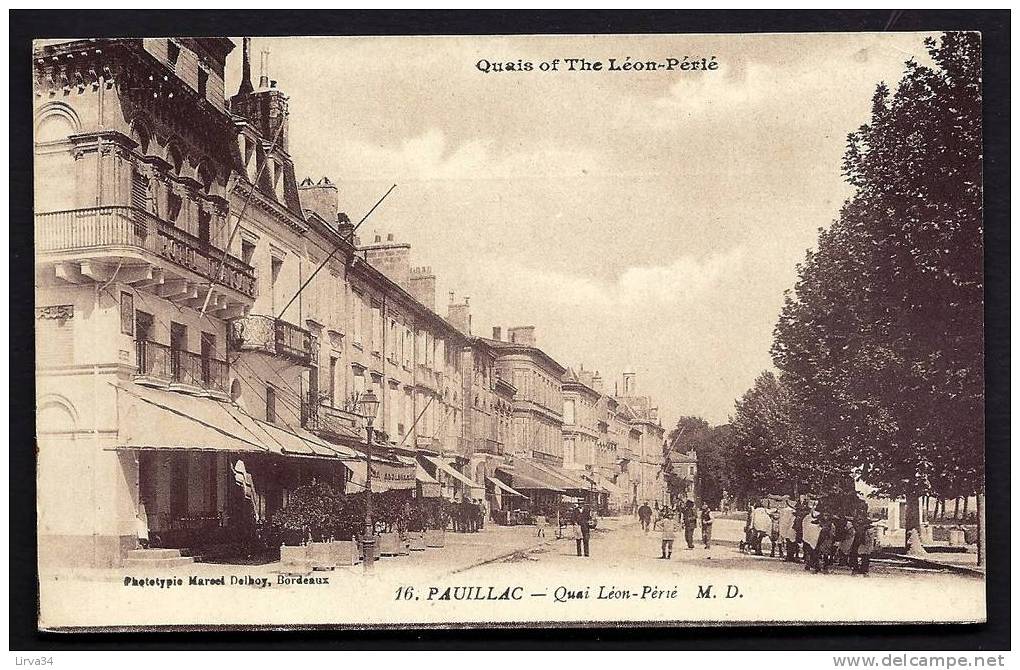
[9,9,1010,652]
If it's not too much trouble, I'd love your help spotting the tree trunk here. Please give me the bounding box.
[953,497,961,520]
[963,496,969,518]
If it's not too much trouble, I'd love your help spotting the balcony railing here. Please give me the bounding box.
[35,206,257,299]
[301,395,362,440]
[135,339,229,394]
[229,315,316,367]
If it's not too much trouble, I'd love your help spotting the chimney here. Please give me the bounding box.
[297,176,338,223]
[507,326,535,347]
[492,326,502,341]
[409,266,436,311]
[237,37,254,95]
[359,233,412,290]
[592,371,603,393]
[259,49,270,89]
[447,299,471,336]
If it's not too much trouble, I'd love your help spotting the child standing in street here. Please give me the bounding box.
[535,513,548,538]
[655,511,678,559]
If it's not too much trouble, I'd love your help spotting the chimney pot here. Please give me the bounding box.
[492,326,502,341]
[449,291,455,304]
[465,296,470,306]
[387,233,394,242]
[374,234,382,243]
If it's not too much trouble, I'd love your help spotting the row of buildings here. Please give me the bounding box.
[33,37,667,568]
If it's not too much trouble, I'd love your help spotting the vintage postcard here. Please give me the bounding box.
[34,31,985,630]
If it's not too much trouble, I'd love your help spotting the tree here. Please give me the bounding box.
[729,371,854,505]
[665,416,713,504]
[772,33,984,532]
[697,424,734,508]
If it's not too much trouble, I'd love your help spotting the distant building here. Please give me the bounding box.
[482,326,566,467]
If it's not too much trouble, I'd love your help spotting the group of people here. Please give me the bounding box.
[449,499,485,533]
[742,498,879,576]
[638,500,713,559]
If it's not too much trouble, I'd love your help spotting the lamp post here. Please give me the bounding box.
[358,389,380,573]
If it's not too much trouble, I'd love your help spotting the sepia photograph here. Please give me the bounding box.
[28,23,990,633]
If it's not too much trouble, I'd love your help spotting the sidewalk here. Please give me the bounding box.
[39,521,587,584]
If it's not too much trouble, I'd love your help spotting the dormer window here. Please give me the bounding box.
[198,68,208,99]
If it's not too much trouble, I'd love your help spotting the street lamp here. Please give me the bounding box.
[358,389,381,573]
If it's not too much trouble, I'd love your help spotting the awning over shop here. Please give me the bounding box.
[496,460,566,493]
[421,455,483,494]
[487,476,529,499]
[595,474,627,498]
[417,463,442,497]
[115,382,265,453]
[515,458,588,493]
[113,383,358,459]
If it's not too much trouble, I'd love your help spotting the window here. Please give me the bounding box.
[200,332,216,384]
[270,256,283,313]
[329,356,338,405]
[135,311,154,342]
[241,239,256,266]
[351,292,363,344]
[198,68,208,98]
[131,169,150,211]
[198,210,211,247]
[120,291,134,335]
[167,192,182,224]
[167,40,180,67]
[169,322,187,382]
[265,386,277,423]
[563,399,576,425]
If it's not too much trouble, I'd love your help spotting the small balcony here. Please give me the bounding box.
[301,395,363,442]
[229,315,316,367]
[135,339,229,398]
[36,207,257,314]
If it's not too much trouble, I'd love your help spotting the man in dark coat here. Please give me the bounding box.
[637,502,653,533]
[682,500,698,549]
[577,504,594,557]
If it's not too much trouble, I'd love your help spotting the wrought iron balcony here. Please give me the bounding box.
[135,339,229,396]
[301,395,362,441]
[229,315,316,367]
[35,206,257,300]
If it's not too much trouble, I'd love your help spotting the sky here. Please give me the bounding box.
[224,32,936,427]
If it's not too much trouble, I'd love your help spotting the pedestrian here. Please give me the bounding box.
[853,517,877,576]
[813,514,835,574]
[792,499,809,563]
[740,503,755,554]
[699,503,713,550]
[682,500,697,550]
[577,504,594,557]
[778,500,797,562]
[570,508,584,556]
[835,517,856,568]
[638,502,653,533]
[535,512,548,538]
[655,510,678,559]
[769,506,782,558]
[751,501,772,556]
[802,510,821,572]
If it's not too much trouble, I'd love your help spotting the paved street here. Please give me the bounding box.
[39,516,984,629]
